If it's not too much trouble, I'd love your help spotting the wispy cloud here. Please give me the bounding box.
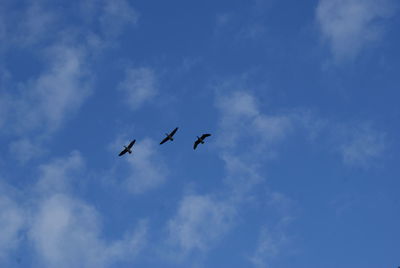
[213,1,270,43]
[29,194,147,268]
[122,138,168,194]
[0,1,55,48]
[167,194,235,255]
[0,151,148,266]
[316,0,396,60]
[161,88,284,259]
[100,0,139,38]
[249,227,288,268]
[28,152,148,267]
[36,151,85,194]
[1,0,139,48]
[119,67,158,110]
[162,87,296,262]
[0,0,141,163]
[215,90,292,152]
[15,45,91,134]
[336,124,386,167]
[9,138,46,164]
[0,184,25,260]
[16,2,59,46]
[108,136,168,195]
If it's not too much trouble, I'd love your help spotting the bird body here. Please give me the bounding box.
[160,127,179,145]
[194,134,211,150]
[119,140,136,156]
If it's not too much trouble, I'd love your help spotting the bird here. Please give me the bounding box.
[160,127,179,145]
[193,134,211,150]
[118,140,136,156]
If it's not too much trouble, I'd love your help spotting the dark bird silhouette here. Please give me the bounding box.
[118,140,136,156]
[160,127,179,145]
[193,134,211,150]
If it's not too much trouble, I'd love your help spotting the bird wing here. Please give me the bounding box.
[160,136,169,145]
[127,140,136,149]
[201,134,211,139]
[170,127,178,137]
[119,148,128,156]
[193,140,200,150]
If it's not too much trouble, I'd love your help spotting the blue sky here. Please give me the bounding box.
[0,0,399,267]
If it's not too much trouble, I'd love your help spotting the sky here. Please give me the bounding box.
[0,0,399,267]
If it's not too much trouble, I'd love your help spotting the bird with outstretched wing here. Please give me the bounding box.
[194,134,211,150]
[160,127,179,145]
[119,140,136,156]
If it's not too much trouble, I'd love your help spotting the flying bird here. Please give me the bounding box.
[118,140,136,156]
[160,127,179,145]
[193,134,211,150]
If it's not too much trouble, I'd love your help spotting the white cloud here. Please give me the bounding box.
[316,0,396,60]
[213,88,299,267]
[338,124,386,167]
[123,138,167,194]
[213,1,270,42]
[0,150,149,266]
[252,114,293,143]
[289,111,387,168]
[0,0,138,48]
[2,45,91,135]
[0,1,148,263]
[119,67,158,110]
[217,90,259,118]
[1,0,140,136]
[9,138,45,163]
[161,90,270,258]
[29,194,146,268]
[17,2,59,46]
[28,152,147,267]
[220,153,263,201]
[215,90,292,151]
[167,194,235,254]
[28,46,91,131]
[36,151,84,194]
[249,227,287,268]
[266,192,297,226]
[0,191,25,260]
[160,88,300,263]
[100,0,139,38]
[214,87,297,203]
[214,90,276,205]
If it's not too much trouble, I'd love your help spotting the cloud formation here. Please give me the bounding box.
[29,152,148,267]
[119,67,158,110]
[167,194,235,254]
[9,138,45,164]
[249,227,287,268]
[159,88,295,263]
[0,44,91,136]
[337,124,386,167]
[215,90,292,152]
[316,0,396,60]
[0,187,25,260]
[0,151,147,266]
[100,0,139,38]
[30,194,147,268]
[124,138,168,194]
[0,0,140,162]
